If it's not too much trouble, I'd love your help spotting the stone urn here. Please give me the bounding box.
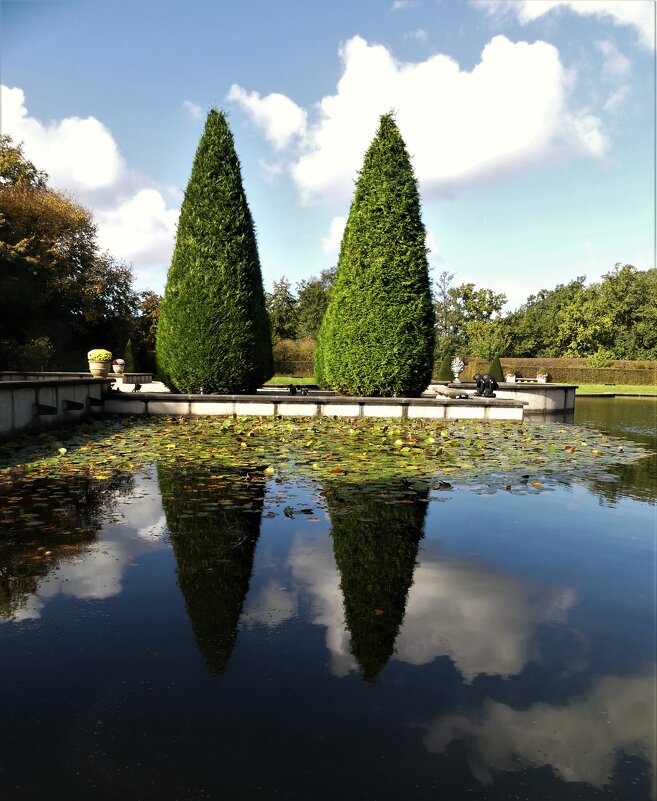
[112,363,125,375]
[89,360,111,378]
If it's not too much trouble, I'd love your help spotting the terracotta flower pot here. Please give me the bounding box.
[89,360,111,378]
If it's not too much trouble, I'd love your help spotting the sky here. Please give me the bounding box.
[1,0,655,310]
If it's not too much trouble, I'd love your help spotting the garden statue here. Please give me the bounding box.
[451,356,465,383]
[482,374,498,398]
[473,373,485,397]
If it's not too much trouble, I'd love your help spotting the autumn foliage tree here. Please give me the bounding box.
[0,135,137,368]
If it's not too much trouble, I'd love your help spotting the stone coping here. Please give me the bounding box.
[0,378,114,389]
[106,391,525,408]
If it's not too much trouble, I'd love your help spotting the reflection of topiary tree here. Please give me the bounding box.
[0,472,134,619]
[158,466,264,675]
[326,480,428,682]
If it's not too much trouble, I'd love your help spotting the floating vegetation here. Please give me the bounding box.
[0,415,649,496]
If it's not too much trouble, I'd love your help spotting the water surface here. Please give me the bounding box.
[1,399,655,800]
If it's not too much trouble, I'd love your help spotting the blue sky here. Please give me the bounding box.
[1,0,654,309]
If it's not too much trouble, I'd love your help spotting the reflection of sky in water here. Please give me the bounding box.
[2,473,167,622]
[1,439,655,800]
[423,671,656,796]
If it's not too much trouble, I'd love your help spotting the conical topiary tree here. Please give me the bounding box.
[488,354,504,383]
[436,355,453,382]
[156,109,272,393]
[314,113,435,396]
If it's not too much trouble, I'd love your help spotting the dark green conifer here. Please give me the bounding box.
[488,354,504,383]
[314,113,435,396]
[156,109,272,393]
[436,355,453,381]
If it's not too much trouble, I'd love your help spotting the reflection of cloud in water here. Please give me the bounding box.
[288,534,357,677]
[3,477,166,622]
[242,581,297,627]
[395,556,576,681]
[423,671,657,797]
[284,538,575,681]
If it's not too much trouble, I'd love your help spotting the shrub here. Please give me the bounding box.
[586,348,615,369]
[123,338,135,372]
[436,356,453,381]
[488,355,505,383]
[156,109,272,393]
[314,113,435,396]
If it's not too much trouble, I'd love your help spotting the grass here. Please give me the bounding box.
[266,375,316,385]
[575,384,657,395]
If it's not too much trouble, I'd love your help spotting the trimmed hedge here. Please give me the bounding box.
[314,114,435,396]
[156,109,272,393]
[487,355,504,382]
[432,358,657,385]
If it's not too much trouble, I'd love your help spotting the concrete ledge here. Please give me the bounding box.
[428,383,578,414]
[100,391,526,421]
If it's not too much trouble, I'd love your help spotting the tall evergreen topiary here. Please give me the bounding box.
[314,113,435,396]
[157,109,272,393]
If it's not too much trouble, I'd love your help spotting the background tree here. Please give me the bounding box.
[296,267,335,339]
[434,271,507,358]
[156,109,272,392]
[0,135,137,369]
[266,276,298,341]
[504,277,587,357]
[315,114,435,396]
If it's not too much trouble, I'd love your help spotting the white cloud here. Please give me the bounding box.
[182,99,203,119]
[321,215,347,254]
[603,85,630,114]
[236,35,607,206]
[96,188,178,268]
[1,85,179,289]
[478,0,655,50]
[406,28,428,43]
[1,85,131,197]
[423,672,656,793]
[227,84,307,150]
[392,0,417,10]
[596,39,632,79]
[425,229,442,264]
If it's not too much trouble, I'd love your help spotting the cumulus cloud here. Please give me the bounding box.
[596,39,632,79]
[321,215,347,254]
[230,35,607,206]
[423,671,656,794]
[96,188,178,269]
[478,0,655,50]
[1,85,178,288]
[182,99,203,119]
[406,28,428,43]
[227,84,307,150]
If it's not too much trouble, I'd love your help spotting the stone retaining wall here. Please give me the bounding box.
[0,379,109,438]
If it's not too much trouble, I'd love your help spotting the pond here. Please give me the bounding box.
[1,399,655,801]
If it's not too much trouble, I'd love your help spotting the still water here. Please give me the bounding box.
[1,399,655,800]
